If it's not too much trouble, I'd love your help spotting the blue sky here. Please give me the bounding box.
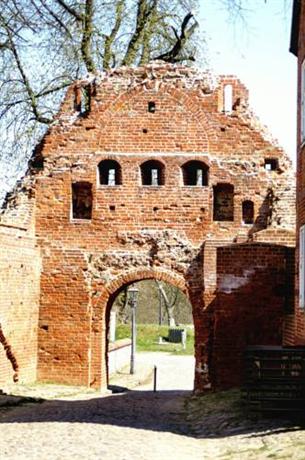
[198,0,296,165]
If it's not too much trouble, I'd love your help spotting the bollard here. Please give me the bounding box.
[182,329,187,350]
[153,365,157,392]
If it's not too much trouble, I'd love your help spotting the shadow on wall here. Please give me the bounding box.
[248,187,279,238]
[200,242,295,390]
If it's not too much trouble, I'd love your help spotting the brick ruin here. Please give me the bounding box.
[0,62,296,391]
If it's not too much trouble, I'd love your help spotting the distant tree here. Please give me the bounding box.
[155,280,180,327]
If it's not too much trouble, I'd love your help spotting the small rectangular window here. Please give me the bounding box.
[148,101,156,113]
[264,158,278,171]
[213,184,234,221]
[300,225,305,308]
[72,182,92,220]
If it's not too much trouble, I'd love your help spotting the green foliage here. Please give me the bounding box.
[115,323,194,355]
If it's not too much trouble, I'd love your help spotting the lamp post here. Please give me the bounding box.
[128,285,139,375]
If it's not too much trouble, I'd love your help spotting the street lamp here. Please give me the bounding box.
[128,285,139,374]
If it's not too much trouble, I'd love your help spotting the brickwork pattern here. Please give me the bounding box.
[0,226,40,385]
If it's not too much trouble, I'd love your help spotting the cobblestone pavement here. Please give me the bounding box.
[1,353,305,459]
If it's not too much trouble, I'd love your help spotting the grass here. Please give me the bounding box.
[115,323,194,355]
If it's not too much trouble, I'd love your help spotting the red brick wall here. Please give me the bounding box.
[17,63,295,391]
[210,243,293,388]
[0,225,40,386]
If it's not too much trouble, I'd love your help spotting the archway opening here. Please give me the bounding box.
[105,279,195,392]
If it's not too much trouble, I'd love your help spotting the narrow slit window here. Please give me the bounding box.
[213,183,234,221]
[182,161,208,186]
[72,182,92,220]
[75,85,91,114]
[98,160,122,186]
[224,84,233,113]
[141,160,165,186]
[242,200,254,224]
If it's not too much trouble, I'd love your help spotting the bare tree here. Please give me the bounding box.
[155,280,179,327]
[0,0,281,199]
[0,0,199,188]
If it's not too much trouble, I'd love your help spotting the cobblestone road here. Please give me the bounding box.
[1,353,305,459]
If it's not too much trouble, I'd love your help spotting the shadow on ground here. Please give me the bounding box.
[0,388,304,440]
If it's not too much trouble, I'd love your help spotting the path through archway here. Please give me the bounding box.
[106,279,195,392]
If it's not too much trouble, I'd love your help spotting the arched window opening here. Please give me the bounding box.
[182,161,208,186]
[242,200,254,225]
[141,160,165,186]
[72,182,92,220]
[98,160,122,186]
[213,183,234,221]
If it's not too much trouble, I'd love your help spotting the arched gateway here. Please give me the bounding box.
[0,63,295,390]
[102,269,192,390]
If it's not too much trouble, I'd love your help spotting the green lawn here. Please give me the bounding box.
[115,323,194,355]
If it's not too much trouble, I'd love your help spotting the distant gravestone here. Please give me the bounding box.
[168,328,186,346]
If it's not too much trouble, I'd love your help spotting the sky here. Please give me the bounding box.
[199,0,296,165]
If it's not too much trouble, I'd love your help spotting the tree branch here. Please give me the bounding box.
[54,0,83,21]
[81,0,96,72]
[122,0,158,66]
[154,11,198,63]
[103,0,125,70]
[6,28,52,124]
